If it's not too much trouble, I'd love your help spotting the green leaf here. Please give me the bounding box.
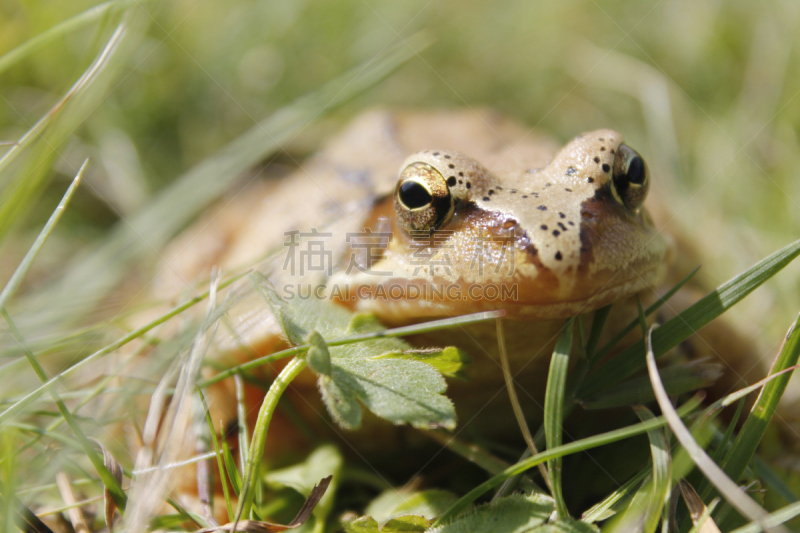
[366,489,458,523]
[342,516,381,533]
[428,493,553,533]
[251,272,310,345]
[321,355,455,430]
[382,515,430,531]
[371,347,471,379]
[251,276,457,431]
[534,519,599,532]
[265,445,342,529]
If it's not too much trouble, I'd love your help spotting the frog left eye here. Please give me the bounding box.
[394,162,454,233]
[610,144,650,211]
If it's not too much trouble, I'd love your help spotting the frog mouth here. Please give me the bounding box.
[330,258,667,324]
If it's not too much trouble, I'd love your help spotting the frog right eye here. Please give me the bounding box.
[610,144,650,211]
[394,162,454,233]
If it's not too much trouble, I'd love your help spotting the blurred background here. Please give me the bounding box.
[0,0,798,509]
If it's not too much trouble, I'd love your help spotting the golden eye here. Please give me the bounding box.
[610,144,650,211]
[394,162,454,233]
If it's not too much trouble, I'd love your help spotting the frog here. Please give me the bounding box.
[142,109,757,514]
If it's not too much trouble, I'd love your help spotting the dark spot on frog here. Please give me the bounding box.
[558,222,567,231]
[483,196,490,202]
[552,230,560,237]
[459,171,464,176]
[448,164,455,169]
[447,176,457,187]
[532,192,540,198]
[522,195,528,198]
[565,188,572,192]
[496,185,503,190]
[433,152,439,156]
[541,224,548,230]
[511,189,517,194]
[444,154,451,159]
[537,205,547,211]
[559,212,566,219]
[488,189,495,195]
[555,251,563,260]
[602,163,611,173]
[466,182,471,189]
[458,179,463,184]
[568,221,575,226]
[594,156,601,163]
[600,146,606,151]
[545,183,552,187]
[566,166,577,175]
[587,177,595,183]
[598,137,604,141]
[610,148,616,155]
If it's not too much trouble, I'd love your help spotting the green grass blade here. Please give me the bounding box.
[716,313,800,528]
[198,388,234,522]
[13,33,432,337]
[0,271,246,427]
[644,326,778,531]
[1,310,127,511]
[235,357,307,523]
[432,395,702,526]
[0,0,133,75]
[581,239,800,398]
[544,318,573,519]
[582,468,648,523]
[0,16,133,248]
[634,406,671,533]
[729,501,800,533]
[0,160,85,312]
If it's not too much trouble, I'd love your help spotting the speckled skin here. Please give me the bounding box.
[334,130,670,323]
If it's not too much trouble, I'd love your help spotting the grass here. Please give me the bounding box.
[1,1,800,532]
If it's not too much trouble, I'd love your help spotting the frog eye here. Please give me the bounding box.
[610,144,650,211]
[394,162,454,233]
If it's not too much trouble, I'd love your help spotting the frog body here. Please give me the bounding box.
[141,110,756,512]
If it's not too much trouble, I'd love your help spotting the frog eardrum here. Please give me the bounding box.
[394,161,455,233]
[610,144,650,211]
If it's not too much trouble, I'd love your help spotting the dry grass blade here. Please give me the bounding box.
[496,319,550,491]
[644,326,783,533]
[127,273,222,529]
[55,472,91,533]
[90,438,124,531]
[680,481,721,533]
